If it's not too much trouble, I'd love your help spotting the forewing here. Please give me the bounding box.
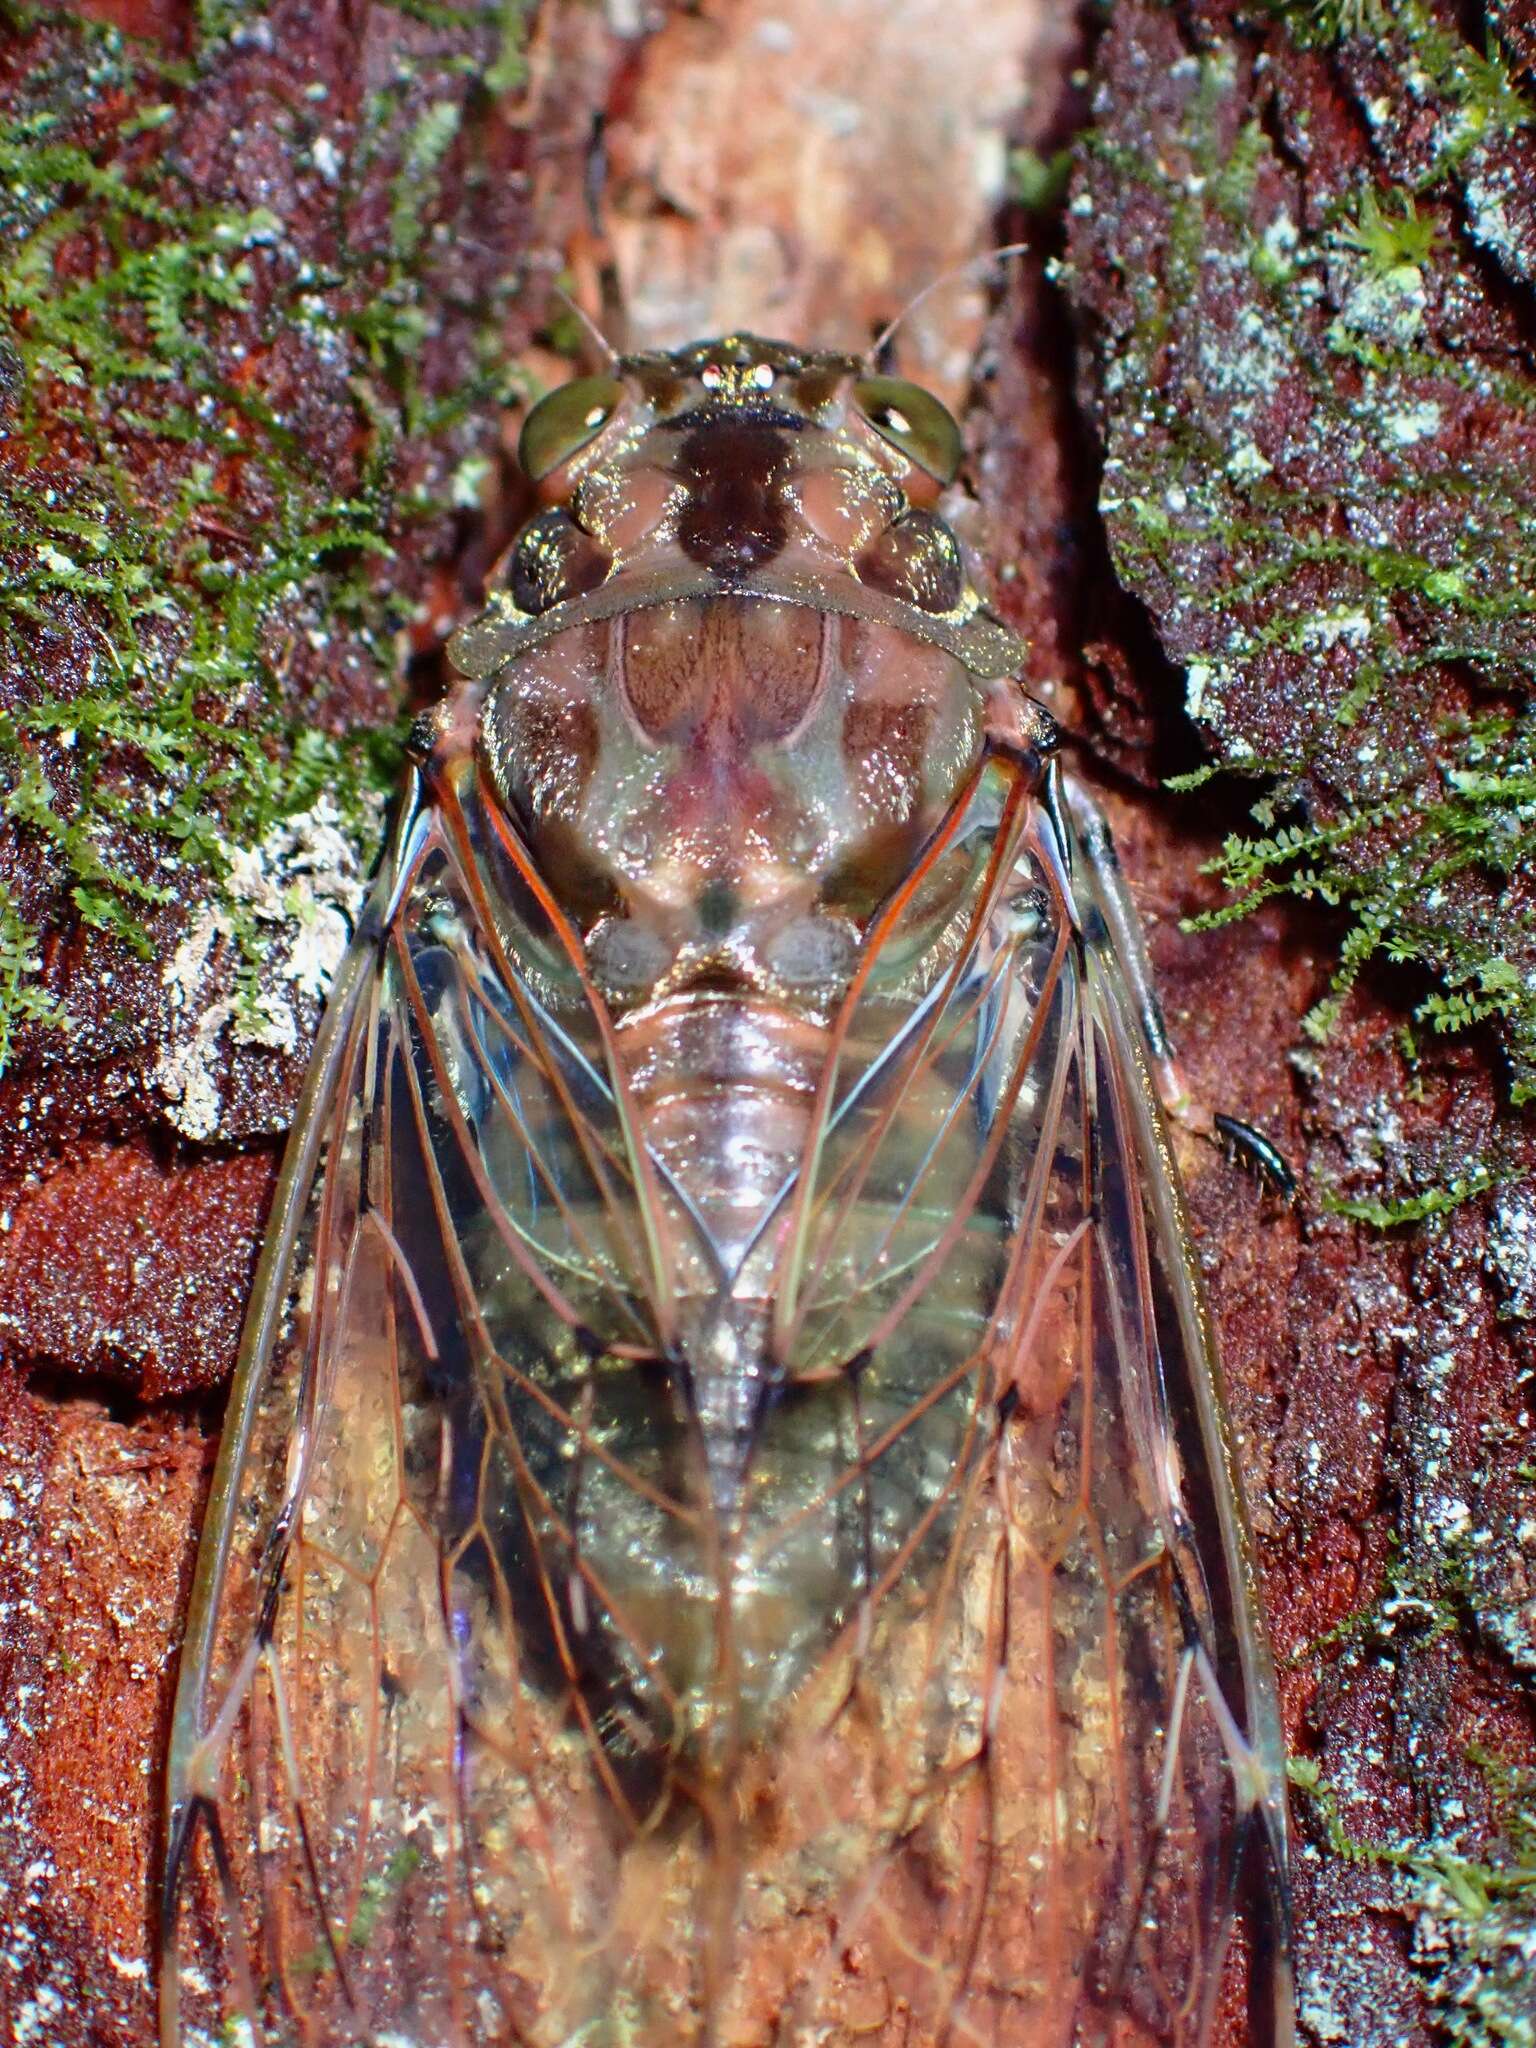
[716,757,1291,2046]
[1068,782,1293,2043]
[162,764,705,2048]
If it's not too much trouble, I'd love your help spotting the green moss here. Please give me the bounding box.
[1291,1533,1473,1670]
[0,883,61,1068]
[1186,713,1536,1093]
[1008,146,1075,214]
[1283,1368,1536,2042]
[0,1,530,1069]
[1289,1752,1536,2048]
[1261,0,1533,163]
[1077,27,1536,1105]
[1320,1163,1497,1227]
[1334,186,1444,276]
[1395,3,1532,163]
[1287,1755,1416,1865]
[485,2,533,96]
[1258,0,1394,44]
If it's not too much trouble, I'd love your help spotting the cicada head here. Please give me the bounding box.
[460,336,1029,1015]
[509,332,967,596]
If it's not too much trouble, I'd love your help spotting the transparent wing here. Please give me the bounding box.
[705,752,1293,2046]
[162,747,1291,2048]
[161,757,712,2047]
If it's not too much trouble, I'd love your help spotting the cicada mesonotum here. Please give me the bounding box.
[162,334,1294,2048]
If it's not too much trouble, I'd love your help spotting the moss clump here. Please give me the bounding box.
[1281,0,1394,41]
[1333,187,1444,276]
[1009,145,1075,214]
[0,1,532,1078]
[1320,1161,1496,1227]
[1068,6,1536,1101]
[1289,1752,1536,2048]
[1414,1843,1536,2048]
[1188,713,1536,1077]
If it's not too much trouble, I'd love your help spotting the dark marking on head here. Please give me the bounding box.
[671,400,807,432]
[697,879,738,936]
[675,419,790,576]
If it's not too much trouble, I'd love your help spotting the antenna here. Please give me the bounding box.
[551,283,621,371]
[570,108,629,358]
[866,241,1034,368]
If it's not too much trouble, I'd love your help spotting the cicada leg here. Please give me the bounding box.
[1052,776,1191,1114]
[1056,774,1298,1196]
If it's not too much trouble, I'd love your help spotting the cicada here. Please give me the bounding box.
[161,332,1294,2048]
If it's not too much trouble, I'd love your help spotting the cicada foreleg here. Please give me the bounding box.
[1057,772,1298,1198]
[1053,774,1190,1117]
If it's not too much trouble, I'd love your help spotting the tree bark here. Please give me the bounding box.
[0,3,1531,2044]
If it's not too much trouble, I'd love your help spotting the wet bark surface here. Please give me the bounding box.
[0,2,1531,2044]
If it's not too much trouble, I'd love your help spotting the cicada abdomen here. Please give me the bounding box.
[162,336,1294,2048]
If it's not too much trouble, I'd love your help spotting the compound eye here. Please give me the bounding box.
[518,376,625,482]
[851,375,963,484]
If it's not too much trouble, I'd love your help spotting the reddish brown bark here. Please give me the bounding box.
[1,3,1531,2044]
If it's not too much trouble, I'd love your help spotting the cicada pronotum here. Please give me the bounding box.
[161,331,1295,2048]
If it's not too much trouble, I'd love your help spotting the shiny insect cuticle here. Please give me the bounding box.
[163,333,1294,2048]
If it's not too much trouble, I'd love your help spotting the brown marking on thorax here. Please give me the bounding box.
[674,416,796,577]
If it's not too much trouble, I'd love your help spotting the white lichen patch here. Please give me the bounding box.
[1258,209,1299,280]
[1487,1190,1536,1321]
[1197,297,1295,402]
[13,1979,70,2046]
[1386,400,1443,447]
[1297,1961,1351,2044]
[1298,606,1374,653]
[1463,165,1524,279]
[154,795,372,1141]
[1335,261,1429,345]
[309,133,342,184]
[1226,435,1273,482]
